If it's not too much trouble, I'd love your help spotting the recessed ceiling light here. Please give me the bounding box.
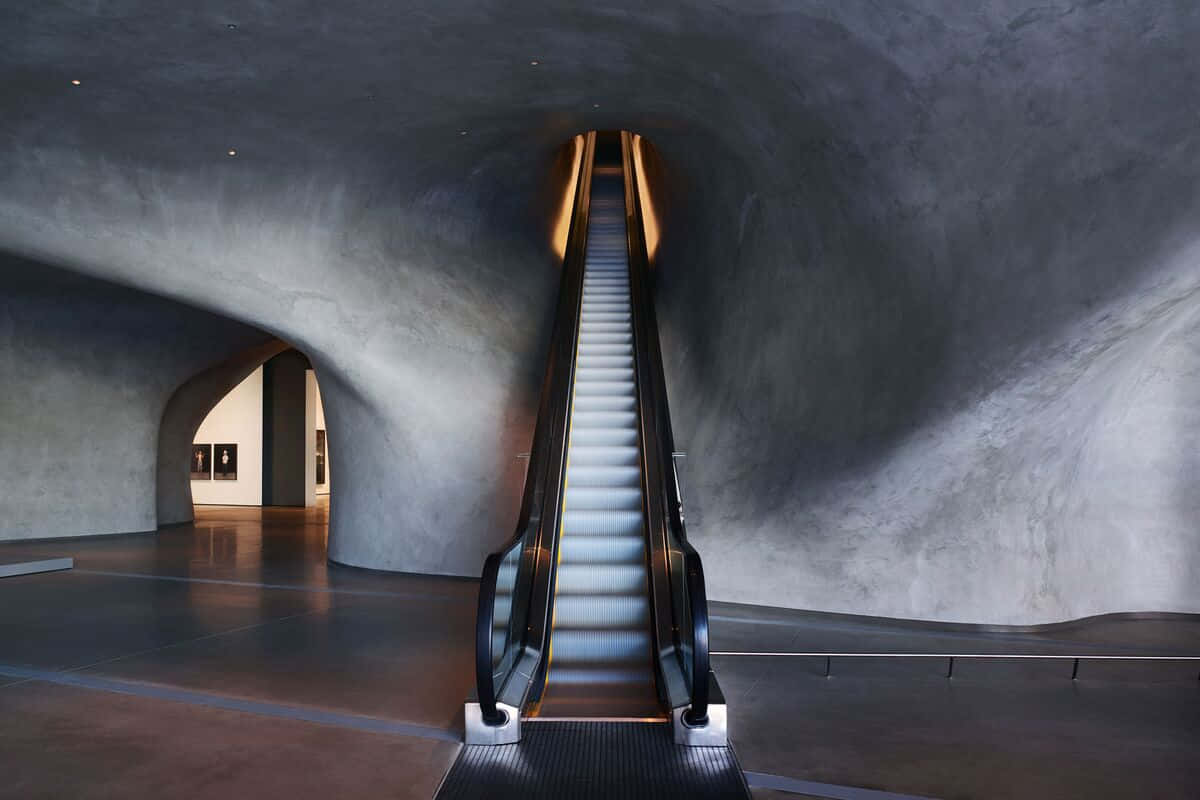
[227,149,238,157]
[70,79,81,86]
[530,59,540,66]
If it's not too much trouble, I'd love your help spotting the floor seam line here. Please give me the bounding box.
[70,568,469,601]
[0,662,460,744]
[56,608,329,677]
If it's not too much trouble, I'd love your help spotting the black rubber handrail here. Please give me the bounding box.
[620,132,711,723]
[475,132,596,725]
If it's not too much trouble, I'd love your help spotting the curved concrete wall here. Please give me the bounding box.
[0,259,275,539]
[1,1,1198,621]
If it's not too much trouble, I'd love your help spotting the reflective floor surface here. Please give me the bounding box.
[1,503,1197,799]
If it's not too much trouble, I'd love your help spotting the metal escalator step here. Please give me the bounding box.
[576,343,633,357]
[555,563,646,595]
[571,380,634,396]
[569,411,638,428]
[559,534,646,564]
[578,324,631,336]
[565,464,641,488]
[548,628,651,663]
[567,446,640,467]
[578,333,633,346]
[580,309,630,318]
[564,486,642,510]
[572,394,635,411]
[569,428,637,447]
[541,664,653,685]
[552,595,650,629]
[580,298,630,307]
[575,354,634,370]
[580,312,631,323]
[574,367,634,381]
[562,509,643,536]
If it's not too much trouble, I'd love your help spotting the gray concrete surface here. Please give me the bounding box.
[0,2,1198,623]
[0,260,274,540]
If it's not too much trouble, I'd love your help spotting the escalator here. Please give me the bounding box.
[536,162,659,719]
[440,131,748,799]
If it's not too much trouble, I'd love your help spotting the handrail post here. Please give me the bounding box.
[475,553,505,725]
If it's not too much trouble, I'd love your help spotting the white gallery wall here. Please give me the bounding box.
[304,369,317,507]
[191,364,329,507]
[192,366,263,505]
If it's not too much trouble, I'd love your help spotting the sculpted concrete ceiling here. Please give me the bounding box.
[2,2,1199,623]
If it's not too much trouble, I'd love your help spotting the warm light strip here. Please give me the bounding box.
[630,134,660,261]
[551,135,585,261]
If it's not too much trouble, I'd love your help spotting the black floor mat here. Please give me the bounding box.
[435,721,751,800]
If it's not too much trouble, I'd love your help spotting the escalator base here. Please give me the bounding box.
[435,721,751,800]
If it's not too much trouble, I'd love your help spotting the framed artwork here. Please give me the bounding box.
[213,443,238,481]
[316,430,326,485]
[190,444,212,480]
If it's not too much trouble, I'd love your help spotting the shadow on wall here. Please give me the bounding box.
[640,21,1200,623]
[0,255,277,540]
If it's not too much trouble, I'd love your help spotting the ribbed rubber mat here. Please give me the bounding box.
[435,722,751,800]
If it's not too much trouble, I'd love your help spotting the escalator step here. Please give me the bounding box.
[564,485,642,510]
[562,509,644,535]
[552,593,650,626]
[555,563,646,594]
[559,535,646,564]
[549,628,651,663]
[565,464,642,488]
[566,445,640,467]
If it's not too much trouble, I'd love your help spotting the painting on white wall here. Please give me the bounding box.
[214,444,238,481]
[190,444,212,480]
[316,430,326,485]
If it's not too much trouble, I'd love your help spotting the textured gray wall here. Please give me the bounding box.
[0,1,1197,622]
[647,5,1200,623]
[0,260,275,540]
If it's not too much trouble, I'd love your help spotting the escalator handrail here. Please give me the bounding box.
[474,132,596,725]
[620,132,711,723]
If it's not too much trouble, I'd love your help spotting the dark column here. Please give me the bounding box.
[262,349,310,506]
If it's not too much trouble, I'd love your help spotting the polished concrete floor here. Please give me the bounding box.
[1,503,1197,799]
